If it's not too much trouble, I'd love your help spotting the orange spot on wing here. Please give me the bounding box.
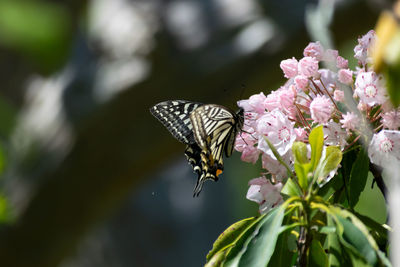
[216,169,223,177]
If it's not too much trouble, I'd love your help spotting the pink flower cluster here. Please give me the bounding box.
[236,30,400,213]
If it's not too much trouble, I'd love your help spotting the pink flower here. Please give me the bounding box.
[340,112,360,131]
[280,57,298,78]
[294,75,309,90]
[381,110,400,129]
[323,49,339,62]
[336,56,349,69]
[298,56,319,77]
[313,69,337,94]
[338,69,353,85]
[333,90,344,102]
[249,92,268,114]
[303,42,324,61]
[368,130,400,168]
[238,92,268,114]
[256,109,296,158]
[294,127,308,141]
[354,30,376,66]
[246,177,283,214]
[278,86,296,115]
[235,126,261,164]
[241,146,260,164]
[310,95,334,123]
[264,90,281,111]
[355,71,387,107]
[261,152,292,181]
[323,121,348,148]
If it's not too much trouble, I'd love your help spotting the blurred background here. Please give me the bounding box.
[0,0,389,266]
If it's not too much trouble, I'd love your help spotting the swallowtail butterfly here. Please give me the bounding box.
[150,100,244,196]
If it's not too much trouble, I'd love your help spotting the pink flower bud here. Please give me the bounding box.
[333,90,345,102]
[294,75,309,90]
[340,112,360,131]
[310,95,334,123]
[338,69,353,85]
[336,56,348,69]
[381,110,400,130]
[298,57,319,77]
[248,92,268,114]
[294,127,308,141]
[280,57,298,78]
[303,42,324,61]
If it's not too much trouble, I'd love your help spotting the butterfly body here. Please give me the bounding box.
[150,100,244,196]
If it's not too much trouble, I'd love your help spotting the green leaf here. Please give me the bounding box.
[222,215,267,267]
[309,239,328,267]
[353,211,389,250]
[326,215,342,267]
[318,173,344,201]
[384,30,400,108]
[206,250,227,267]
[294,162,309,191]
[309,125,324,172]
[330,207,378,266]
[0,194,12,223]
[292,142,311,191]
[376,250,392,267]
[263,137,293,178]
[348,148,369,208]
[292,142,309,164]
[346,251,371,267]
[0,0,71,71]
[238,206,286,267]
[314,146,342,185]
[223,206,285,267]
[206,217,257,262]
[268,215,296,267]
[281,178,302,197]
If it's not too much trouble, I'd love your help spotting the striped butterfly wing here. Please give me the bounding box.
[190,104,243,196]
[150,100,202,144]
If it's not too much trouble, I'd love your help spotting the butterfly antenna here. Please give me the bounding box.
[239,84,247,100]
[239,132,248,145]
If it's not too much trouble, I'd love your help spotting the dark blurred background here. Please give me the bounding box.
[0,0,388,266]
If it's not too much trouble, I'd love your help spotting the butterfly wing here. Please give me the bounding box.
[150,100,202,144]
[151,100,243,196]
[189,105,242,196]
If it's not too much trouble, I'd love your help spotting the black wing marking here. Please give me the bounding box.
[188,105,244,196]
[150,100,202,144]
[151,100,244,196]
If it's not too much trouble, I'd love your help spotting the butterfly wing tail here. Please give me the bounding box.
[193,175,205,197]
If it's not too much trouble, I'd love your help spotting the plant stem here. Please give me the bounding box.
[369,163,387,202]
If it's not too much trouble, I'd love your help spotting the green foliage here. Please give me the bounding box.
[292,141,311,190]
[0,143,11,224]
[381,30,400,108]
[0,0,71,72]
[308,125,324,172]
[281,178,302,198]
[205,126,390,267]
[309,239,328,267]
[348,148,369,208]
[314,146,342,186]
[206,217,257,262]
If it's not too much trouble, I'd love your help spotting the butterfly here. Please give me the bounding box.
[150,100,244,196]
